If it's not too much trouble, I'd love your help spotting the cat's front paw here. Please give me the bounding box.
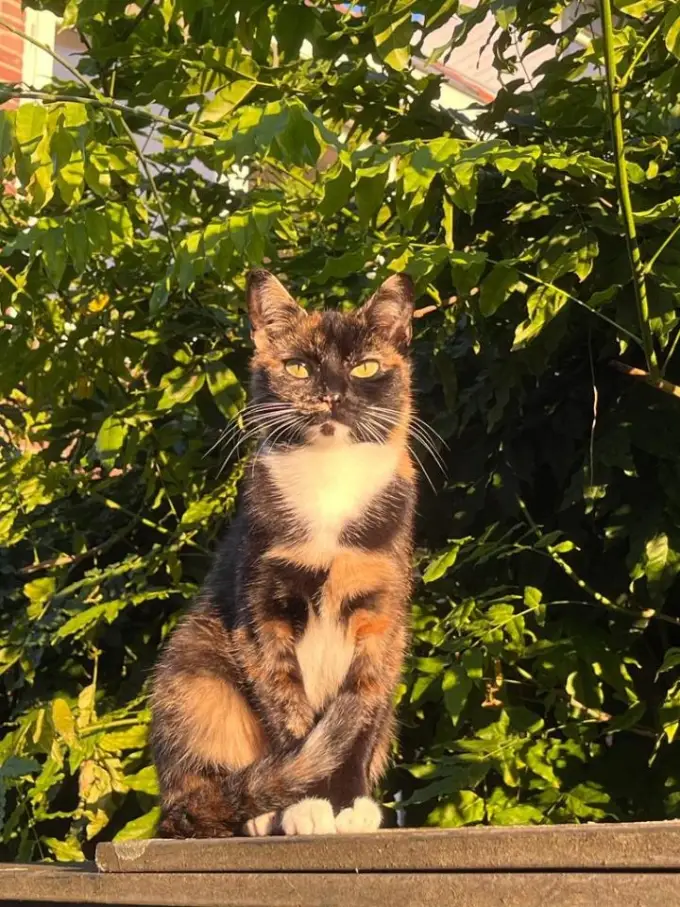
[281,798,336,835]
[243,811,278,837]
[334,797,382,834]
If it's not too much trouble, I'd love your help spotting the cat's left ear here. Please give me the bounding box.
[359,274,415,349]
[246,269,306,348]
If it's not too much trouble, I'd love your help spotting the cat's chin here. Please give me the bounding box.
[306,421,353,447]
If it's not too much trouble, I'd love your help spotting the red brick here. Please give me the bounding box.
[2,34,23,51]
[0,0,24,101]
[0,67,21,83]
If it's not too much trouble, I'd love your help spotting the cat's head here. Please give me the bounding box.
[246,269,414,447]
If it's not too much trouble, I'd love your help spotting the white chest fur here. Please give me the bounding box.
[264,439,399,560]
[265,437,400,710]
[295,607,355,712]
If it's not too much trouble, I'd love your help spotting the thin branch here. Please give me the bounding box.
[662,324,680,377]
[4,89,218,138]
[0,19,176,254]
[516,494,680,627]
[587,328,598,488]
[485,256,644,348]
[620,18,663,87]
[0,262,32,300]
[609,360,680,400]
[598,0,659,380]
[645,220,680,276]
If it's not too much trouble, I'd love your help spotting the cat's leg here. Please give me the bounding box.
[328,713,389,834]
[278,704,377,836]
[236,620,316,746]
[317,614,405,834]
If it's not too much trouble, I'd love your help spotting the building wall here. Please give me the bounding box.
[0,0,25,104]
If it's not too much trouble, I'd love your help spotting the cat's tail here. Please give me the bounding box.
[238,694,359,816]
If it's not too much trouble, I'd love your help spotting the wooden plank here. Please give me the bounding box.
[95,821,680,874]
[3,868,680,907]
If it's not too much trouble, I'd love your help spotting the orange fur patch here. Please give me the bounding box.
[350,610,392,640]
[173,674,267,769]
[324,550,398,610]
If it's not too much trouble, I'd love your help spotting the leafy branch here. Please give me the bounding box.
[598,0,660,381]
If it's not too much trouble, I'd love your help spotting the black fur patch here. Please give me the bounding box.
[339,477,414,550]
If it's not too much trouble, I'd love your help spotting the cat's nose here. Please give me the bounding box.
[320,393,341,409]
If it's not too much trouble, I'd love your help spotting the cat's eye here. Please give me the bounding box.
[350,359,380,379]
[284,359,310,379]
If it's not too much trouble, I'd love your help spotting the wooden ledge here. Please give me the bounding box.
[95,821,680,874]
[3,868,680,907]
[2,823,680,907]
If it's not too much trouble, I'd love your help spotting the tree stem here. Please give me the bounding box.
[598,0,659,380]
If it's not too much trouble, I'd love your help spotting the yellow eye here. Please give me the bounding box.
[284,359,310,379]
[350,360,380,379]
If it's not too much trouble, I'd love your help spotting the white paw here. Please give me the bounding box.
[243,811,278,837]
[281,798,336,836]
[334,797,382,834]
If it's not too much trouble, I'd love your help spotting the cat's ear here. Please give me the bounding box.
[359,274,414,349]
[246,269,306,347]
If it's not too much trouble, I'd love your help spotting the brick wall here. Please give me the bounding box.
[0,0,25,106]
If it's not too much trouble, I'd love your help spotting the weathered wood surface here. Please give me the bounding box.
[96,821,680,873]
[3,867,680,907]
[3,822,680,907]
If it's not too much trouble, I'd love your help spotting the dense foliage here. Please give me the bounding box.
[1,0,680,861]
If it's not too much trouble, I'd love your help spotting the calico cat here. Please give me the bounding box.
[151,269,418,837]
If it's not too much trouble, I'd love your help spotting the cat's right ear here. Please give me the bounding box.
[246,270,306,348]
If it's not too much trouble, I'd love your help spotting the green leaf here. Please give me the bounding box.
[660,680,680,743]
[51,699,76,746]
[658,648,680,676]
[77,684,97,731]
[513,285,568,348]
[96,416,128,469]
[200,81,256,122]
[479,264,522,317]
[114,806,160,841]
[106,203,134,249]
[319,161,353,218]
[489,804,544,825]
[23,577,55,620]
[401,763,489,806]
[157,368,206,410]
[644,533,669,584]
[525,741,559,788]
[99,726,148,753]
[205,364,244,418]
[492,0,517,30]
[564,783,614,821]
[14,104,47,148]
[442,665,473,726]
[615,0,664,18]
[64,218,90,272]
[372,10,413,71]
[355,166,390,227]
[607,701,646,733]
[43,835,86,862]
[665,3,680,58]
[523,586,542,609]
[427,791,485,827]
[0,756,40,778]
[125,765,159,795]
[423,542,462,583]
[449,161,479,214]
